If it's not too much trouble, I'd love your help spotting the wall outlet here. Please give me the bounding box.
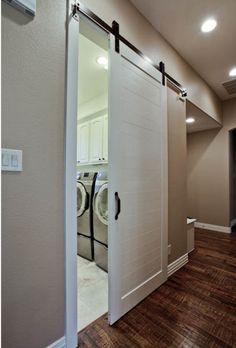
[168,244,171,255]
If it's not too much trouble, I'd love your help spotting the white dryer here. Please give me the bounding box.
[93,171,108,271]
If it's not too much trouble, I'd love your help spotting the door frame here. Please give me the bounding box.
[65,1,78,347]
[65,2,168,345]
[65,3,110,346]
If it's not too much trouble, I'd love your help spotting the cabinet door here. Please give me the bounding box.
[102,115,108,162]
[89,117,103,163]
[77,122,89,164]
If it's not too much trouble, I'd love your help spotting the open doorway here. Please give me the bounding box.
[76,19,109,332]
[66,7,168,343]
[229,128,236,231]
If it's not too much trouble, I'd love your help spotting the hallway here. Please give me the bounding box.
[78,229,236,347]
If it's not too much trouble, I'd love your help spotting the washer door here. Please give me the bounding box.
[77,181,89,217]
[94,183,108,225]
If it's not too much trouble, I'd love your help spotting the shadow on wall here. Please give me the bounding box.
[2,1,34,26]
[187,128,221,176]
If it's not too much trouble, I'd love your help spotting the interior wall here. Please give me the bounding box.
[82,0,222,124]
[1,2,66,348]
[1,1,226,347]
[167,87,187,263]
[187,98,236,227]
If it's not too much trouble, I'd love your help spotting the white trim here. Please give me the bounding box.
[65,1,78,347]
[167,253,188,277]
[194,222,231,233]
[47,337,66,348]
[187,218,196,224]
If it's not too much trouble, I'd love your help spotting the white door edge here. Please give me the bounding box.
[65,1,78,347]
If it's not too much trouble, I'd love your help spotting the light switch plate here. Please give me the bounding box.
[1,149,23,172]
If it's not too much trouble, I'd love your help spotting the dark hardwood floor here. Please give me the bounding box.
[78,229,236,347]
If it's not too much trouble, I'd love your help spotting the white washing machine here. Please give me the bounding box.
[93,171,108,271]
[77,172,97,261]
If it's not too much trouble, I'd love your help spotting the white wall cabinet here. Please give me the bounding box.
[77,115,108,165]
[102,115,108,162]
[77,122,89,164]
[89,117,104,163]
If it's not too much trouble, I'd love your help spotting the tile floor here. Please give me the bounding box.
[77,256,108,332]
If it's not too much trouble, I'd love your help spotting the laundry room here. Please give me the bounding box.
[76,18,109,331]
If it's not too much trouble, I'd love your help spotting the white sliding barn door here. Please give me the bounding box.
[108,37,168,324]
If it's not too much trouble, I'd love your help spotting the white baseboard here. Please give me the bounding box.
[168,253,188,277]
[47,337,66,348]
[194,222,231,233]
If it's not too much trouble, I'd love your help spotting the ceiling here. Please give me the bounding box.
[130,0,236,100]
[186,100,221,133]
[78,33,108,106]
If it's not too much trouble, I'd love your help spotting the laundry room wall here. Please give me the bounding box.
[78,93,108,120]
[187,97,236,227]
[1,1,66,347]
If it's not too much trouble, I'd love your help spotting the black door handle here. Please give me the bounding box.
[115,192,121,220]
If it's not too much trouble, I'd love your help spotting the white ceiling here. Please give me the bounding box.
[130,0,236,100]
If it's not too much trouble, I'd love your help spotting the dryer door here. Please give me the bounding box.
[77,181,89,217]
[94,183,108,225]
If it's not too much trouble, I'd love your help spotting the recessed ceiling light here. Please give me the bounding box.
[229,67,236,77]
[201,18,217,33]
[96,56,108,66]
[186,117,195,124]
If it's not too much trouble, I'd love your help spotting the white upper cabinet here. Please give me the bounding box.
[77,122,89,164]
[77,115,108,165]
[102,115,108,162]
[89,117,104,163]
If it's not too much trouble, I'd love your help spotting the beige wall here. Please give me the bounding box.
[83,0,222,124]
[187,98,236,227]
[2,2,66,347]
[2,1,224,347]
[168,87,187,263]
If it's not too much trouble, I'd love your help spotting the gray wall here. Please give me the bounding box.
[2,2,66,347]
[2,0,223,347]
[168,87,187,263]
[187,98,236,227]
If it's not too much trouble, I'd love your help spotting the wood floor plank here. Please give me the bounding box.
[78,229,236,347]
